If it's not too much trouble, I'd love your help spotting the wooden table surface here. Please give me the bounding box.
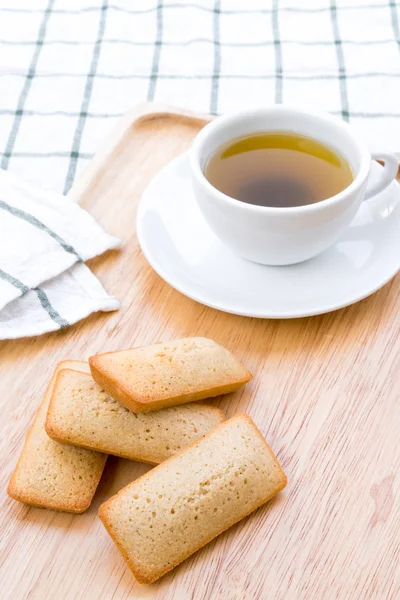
[1,104,399,600]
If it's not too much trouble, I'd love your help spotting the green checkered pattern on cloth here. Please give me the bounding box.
[0,0,399,194]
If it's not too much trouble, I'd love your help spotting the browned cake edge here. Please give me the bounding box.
[98,413,287,583]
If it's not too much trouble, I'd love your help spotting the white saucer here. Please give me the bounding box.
[137,154,400,318]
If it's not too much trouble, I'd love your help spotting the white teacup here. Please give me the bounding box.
[190,106,398,266]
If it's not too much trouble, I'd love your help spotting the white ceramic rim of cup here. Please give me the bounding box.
[190,105,372,214]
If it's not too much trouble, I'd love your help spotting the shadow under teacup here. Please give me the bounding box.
[190,106,398,266]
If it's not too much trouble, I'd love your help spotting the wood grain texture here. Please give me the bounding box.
[1,103,399,600]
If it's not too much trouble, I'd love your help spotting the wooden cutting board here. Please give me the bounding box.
[1,104,399,600]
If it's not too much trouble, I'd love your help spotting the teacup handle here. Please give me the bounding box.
[364,152,398,200]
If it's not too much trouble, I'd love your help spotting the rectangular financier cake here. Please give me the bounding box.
[99,414,287,583]
[8,361,107,513]
[45,369,225,464]
[89,337,252,413]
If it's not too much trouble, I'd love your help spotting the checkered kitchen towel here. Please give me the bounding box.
[0,168,120,339]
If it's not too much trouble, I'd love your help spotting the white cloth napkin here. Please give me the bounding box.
[0,169,120,339]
